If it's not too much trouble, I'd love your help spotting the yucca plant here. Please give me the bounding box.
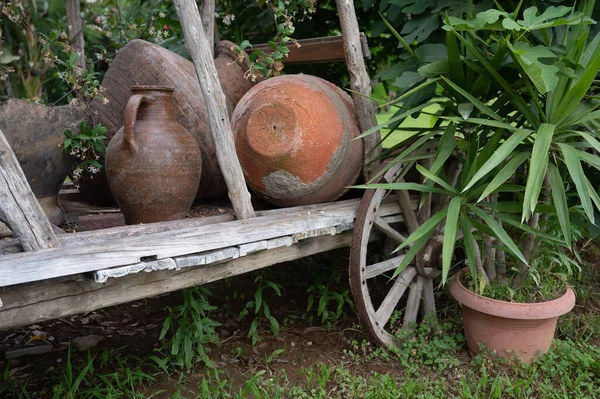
[365,0,600,297]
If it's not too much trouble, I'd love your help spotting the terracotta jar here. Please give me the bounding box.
[232,74,363,207]
[449,269,576,363]
[89,39,256,204]
[105,86,202,224]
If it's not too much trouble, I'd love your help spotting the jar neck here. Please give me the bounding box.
[134,90,175,122]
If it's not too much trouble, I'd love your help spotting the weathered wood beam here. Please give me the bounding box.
[0,199,401,287]
[0,232,352,331]
[250,34,370,65]
[173,0,255,219]
[0,128,60,251]
[201,0,215,49]
[336,0,382,181]
[65,0,86,74]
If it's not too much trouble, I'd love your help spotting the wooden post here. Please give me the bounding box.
[0,128,60,251]
[201,0,216,49]
[336,0,382,181]
[173,0,255,219]
[65,0,86,74]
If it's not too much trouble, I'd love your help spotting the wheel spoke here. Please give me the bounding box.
[365,255,406,279]
[375,266,417,327]
[395,187,419,234]
[421,277,436,321]
[374,216,408,245]
[403,276,424,328]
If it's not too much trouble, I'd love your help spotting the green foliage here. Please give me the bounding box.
[159,286,221,370]
[238,270,283,345]
[63,121,107,186]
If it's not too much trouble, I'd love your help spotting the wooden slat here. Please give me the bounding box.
[365,255,405,279]
[421,276,436,320]
[0,199,401,287]
[174,0,255,219]
[0,127,60,251]
[403,275,424,327]
[374,266,417,327]
[0,232,352,331]
[336,0,381,181]
[251,34,370,64]
[374,216,408,244]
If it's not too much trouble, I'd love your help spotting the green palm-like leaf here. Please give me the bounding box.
[548,163,571,247]
[522,123,554,222]
[460,215,478,292]
[558,143,595,222]
[478,152,529,202]
[396,210,448,252]
[442,197,462,284]
[463,129,531,192]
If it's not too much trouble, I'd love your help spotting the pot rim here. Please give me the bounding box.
[130,85,174,92]
[449,269,576,320]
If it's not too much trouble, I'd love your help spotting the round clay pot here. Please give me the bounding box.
[449,270,576,363]
[90,39,256,203]
[0,99,91,225]
[232,74,363,206]
[105,86,202,224]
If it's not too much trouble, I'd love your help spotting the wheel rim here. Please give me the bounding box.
[350,161,443,349]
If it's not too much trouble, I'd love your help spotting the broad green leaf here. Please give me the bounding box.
[393,71,425,89]
[516,6,576,31]
[446,29,467,89]
[522,123,554,222]
[417,60,450,77]
[442,197,462,284]
[478,152,529,202]
[414,43,448,62]
[469,206,528,265]
[401,13,440,44]
[558,143,595,222]
[548,163,571,247]
[393,233,433,278]
[509,42,559,94]
[447,9,507,30]
[576,149,600,172]
[581,29,600,70]
[357,102,431,139]
[463,129,531,192]
[458,103,473,120]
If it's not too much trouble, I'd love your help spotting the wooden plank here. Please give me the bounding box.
[374,266,417,326]
[95,258,177,283]
[0,127,60,251]
[421,276,436,320]
[374,216,408,244]
[0,232,352,331]
[0,198,364,255]
[251,34,370,64]
[173,0,255,219]
[65,0,86,74]
[336,0,381,181]
[0,199,401,287]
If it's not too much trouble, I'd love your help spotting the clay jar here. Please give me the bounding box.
[90,39,256,204]
[105,86,201,224]
[232,75,363,206]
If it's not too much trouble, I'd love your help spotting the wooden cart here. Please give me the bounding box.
[0,0,441,351]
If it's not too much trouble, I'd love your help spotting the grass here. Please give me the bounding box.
[376,107,439,149]
[1,259,598,399]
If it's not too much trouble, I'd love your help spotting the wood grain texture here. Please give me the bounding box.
[0,199,401,287]
[0,233,352,330]
[336,0,381,181]
[0,127,60,252]
[375,266,417,326]
[251,34,370,64]
[65,0,86,74]
[403,275,424,327]
[173,0,255,219]
[200,0,215,49]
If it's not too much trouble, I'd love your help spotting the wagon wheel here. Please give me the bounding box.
[350,160,449,349]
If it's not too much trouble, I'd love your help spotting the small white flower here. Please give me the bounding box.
[159,12,165,18]
[102,97,109,105]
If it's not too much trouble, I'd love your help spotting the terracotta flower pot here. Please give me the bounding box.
[449,270,576,363]
[232,74,363,206]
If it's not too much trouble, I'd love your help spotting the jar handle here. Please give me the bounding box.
[123,94,146,153]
